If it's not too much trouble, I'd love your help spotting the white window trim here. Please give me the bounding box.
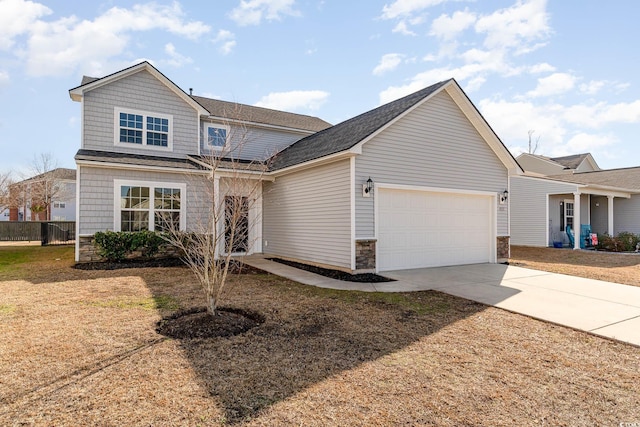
[114,107,173,152]
[113,179,186,232]
[564,199,574,230]
[203,123,230,151]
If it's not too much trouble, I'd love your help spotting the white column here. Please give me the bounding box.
[573,192,581,250]
[608,195,614,236]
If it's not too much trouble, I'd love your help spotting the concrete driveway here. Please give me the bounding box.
[243,256,640,347]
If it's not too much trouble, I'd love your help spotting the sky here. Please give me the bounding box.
[1,0,640,174]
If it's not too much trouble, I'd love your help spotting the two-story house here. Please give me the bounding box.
[70,61,520,272]
[6,168,76,221]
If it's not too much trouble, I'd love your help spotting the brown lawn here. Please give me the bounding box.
[510,245,640,287]
[0,245,639,426]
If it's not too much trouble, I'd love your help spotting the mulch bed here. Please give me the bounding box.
[156,306,265,339]
[268,258,394,283]
[74,258,267,274]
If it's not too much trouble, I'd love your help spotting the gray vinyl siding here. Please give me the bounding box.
[51,181,76,221]
[517,154,565,175]
[510,176,578,246]
[77,165,208,235]
[263,159,352,269]
[83,70,198,158]
[590,196,608,234]
[614,195,640,235]
[355,90,509,238]
[200,122,307,161]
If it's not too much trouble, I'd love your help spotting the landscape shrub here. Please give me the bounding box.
[93,230,168,262]
[596,232,640,252]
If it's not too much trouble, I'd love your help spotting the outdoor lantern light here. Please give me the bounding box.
[363,177,374,197]
[500,189,509,204]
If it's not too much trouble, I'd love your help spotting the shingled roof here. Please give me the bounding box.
[191,96,331,133]
[75,149,207,171]
[549,153,591,169]
[546,167,640,191]
[269,79,451,171]
[20,167,76,183]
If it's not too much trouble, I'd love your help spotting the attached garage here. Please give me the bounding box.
[377,187,496,271]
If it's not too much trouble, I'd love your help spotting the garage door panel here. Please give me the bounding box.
[378,188,493,271]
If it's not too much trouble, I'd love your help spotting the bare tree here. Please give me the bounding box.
[160,107,268,315]
[0,170,14,216]
[528,130,541,154]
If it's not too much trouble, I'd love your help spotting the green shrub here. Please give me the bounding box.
[93,230,168,262]
[94,231,134,262]
[616,231,640,252]
[596,232,640,252]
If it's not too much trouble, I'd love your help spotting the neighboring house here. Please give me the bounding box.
[511,153,640,248]
[7,168,76,221]
[69,61,521,272]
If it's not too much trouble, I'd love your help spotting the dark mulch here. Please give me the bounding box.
[74,258,267,274]
[74,257,186,270]
[156,306,265,339]
[268,258,394,283]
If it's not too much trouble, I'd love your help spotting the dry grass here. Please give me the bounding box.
[1,246,639,426]
[511,245,640,287]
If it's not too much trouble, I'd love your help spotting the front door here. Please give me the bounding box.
[224,195,249,253]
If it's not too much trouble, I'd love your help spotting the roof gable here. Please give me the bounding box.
[269,80,450,170]
[270,79,522,174]
[69,61,209,116]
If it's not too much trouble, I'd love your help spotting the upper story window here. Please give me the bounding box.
[53,201,66,209]
[115,108,172,151]
[204,123,229,150]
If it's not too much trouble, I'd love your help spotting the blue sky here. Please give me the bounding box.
[1,0,639,173]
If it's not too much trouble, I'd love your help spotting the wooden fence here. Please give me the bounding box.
[0,221,76,245]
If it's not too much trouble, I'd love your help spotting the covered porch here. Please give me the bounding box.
[547,187,631,249]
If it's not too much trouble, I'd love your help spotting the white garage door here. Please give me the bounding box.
[378,188,493,271]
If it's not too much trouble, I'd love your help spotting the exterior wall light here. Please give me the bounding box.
[500,189,509,204]
[363,177,374,198]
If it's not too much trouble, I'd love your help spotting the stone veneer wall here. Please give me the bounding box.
[355,239,376,271]
[78,234,181,263]
[497,236,510,263]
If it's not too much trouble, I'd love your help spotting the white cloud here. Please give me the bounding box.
[475,0,551,51]
[229,0,299,26]
[563,132,616,154]
[164,43,192,67]
[9,2,209,77]
[254,90,329,111]
[430,9,476,40]
[0,70,9,86]
[381,0,448,20]
[478,98,567,152]
[212,29,236,55]
[373,53,404,76]
[527,72,576,98]
[0,0,51,50]
[529,62,555,74]
[563,100,640,128]
[579,80,607,96]
[392,20,416,36]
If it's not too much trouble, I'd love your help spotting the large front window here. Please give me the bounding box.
[115,108,172,150]
[115,180,185,232]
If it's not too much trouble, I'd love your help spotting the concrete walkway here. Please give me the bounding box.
[243,255,640,347]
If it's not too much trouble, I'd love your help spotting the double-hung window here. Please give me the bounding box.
[115,180,185,232]
[115,108,172,151]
